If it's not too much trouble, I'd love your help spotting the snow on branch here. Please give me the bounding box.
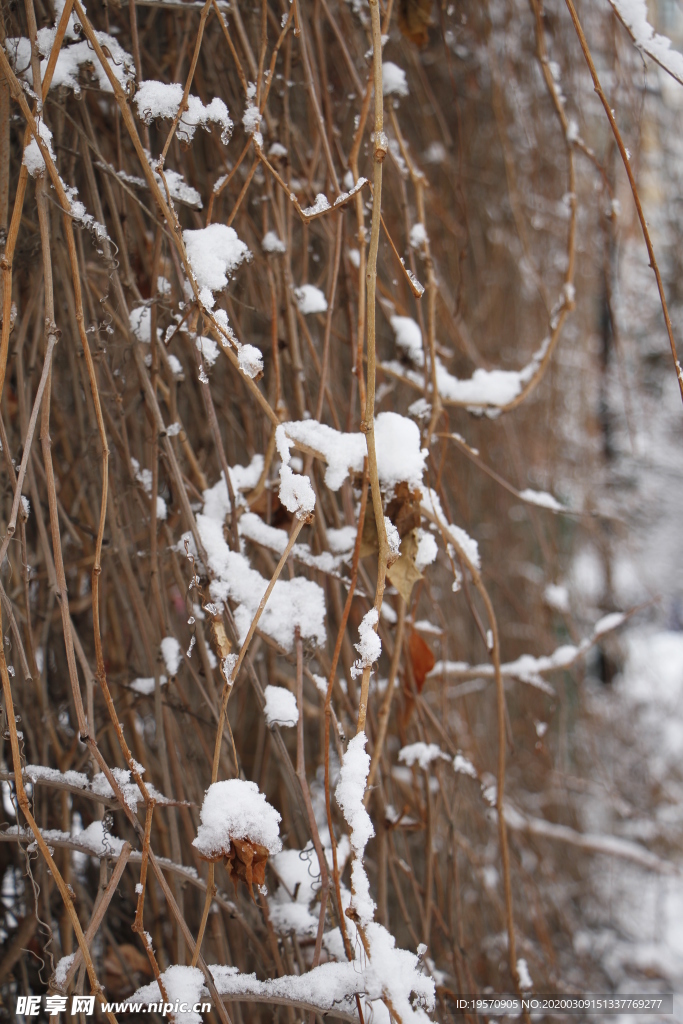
[430,612,628,688]
[0,765,181,809]
[608,0,683,87]
[135,80,233,143]
[194,490,326,650]
[193,779,282,861]
[8,18,135,94]
[275,423,316,519]
[335,733,376,925]
[383,323,552,412]
[503,804,679,876]
[282,412,427,493]
[351,608,382,680]
[183,224,251,311]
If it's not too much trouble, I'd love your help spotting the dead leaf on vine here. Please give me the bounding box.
[387,530,423,605]
[248,489,292,528]
[360,484,422,560]
[385,483,422,538]
[104,943,152,995]
[360,508,379,557]
[225,836,270,900]
[398,0,433,47]
[401,629,436,729]
[210,618,232,662]
[409,630,436,693]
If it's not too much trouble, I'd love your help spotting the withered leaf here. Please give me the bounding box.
[210,618,232,661]
[104,943,153,994]
[361,484,423,559]
[387,529,423,605]
[385,482,422,539]
[247,489,292,528]
[225,836,270,900]
[408,629,436,693]
[398,0,433,48]
[401,625,436,730]
[360,508,379,558]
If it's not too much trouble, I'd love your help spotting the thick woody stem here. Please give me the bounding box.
[356,0,388,739]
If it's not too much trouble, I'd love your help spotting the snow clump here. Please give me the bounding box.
[262,230,286,253]
[382,61,409,97]
[275,424,316,520]
[134,80,232,143]
[183,224,251,309]
[351,607,381,679]
[237,344,264,379]
[264,685,299,728]
[23,121,55,177]
[399,742,448,770]
[160,636,182,676]
[294,284,328,314]
[193,778,282,860]
[128,965,206,1024]
[335,732,375,924]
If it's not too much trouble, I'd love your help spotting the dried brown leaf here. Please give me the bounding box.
[398,0,433,47]
[225,836,270,900]
[387,529,423,604]
[408,629,436,693]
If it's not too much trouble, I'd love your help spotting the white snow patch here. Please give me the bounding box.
[390,315,423,363]
[398,742,448,770]
[608,0,683,86]
[385,517,400,558]
[415,530,438,571]
[262,230,286,253]
[544,583,570,612]
[198,516,325,651]
[453,752,478,778]
[276,424,316,519]
[519,488,565,512]
[160,636,182,676]
[183,224,250,307]
[409,222,427,248]
[335,732,375,924]
[130,675,168,696]
[237,344,264,379]
[23,120,55,177]
[294,283,328,314]
[25,30,135,96]
[196,335,220,367]
[242,87,262,138]
[301,193,331,218]
[53,953,76,989]
[264,685,299,728]
[130,965,205,1024]
[193,779,282,859]
[421,488,480,569]
[517,958,533,990]
[351,607,381,679]
[384,337,551,409]
[382,61,409,97]
[282,412,426,493]
[135,80,232,143]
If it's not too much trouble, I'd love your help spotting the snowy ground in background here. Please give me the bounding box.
[566,139,683,1019]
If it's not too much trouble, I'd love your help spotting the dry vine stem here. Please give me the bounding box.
[0,0,677,1020]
